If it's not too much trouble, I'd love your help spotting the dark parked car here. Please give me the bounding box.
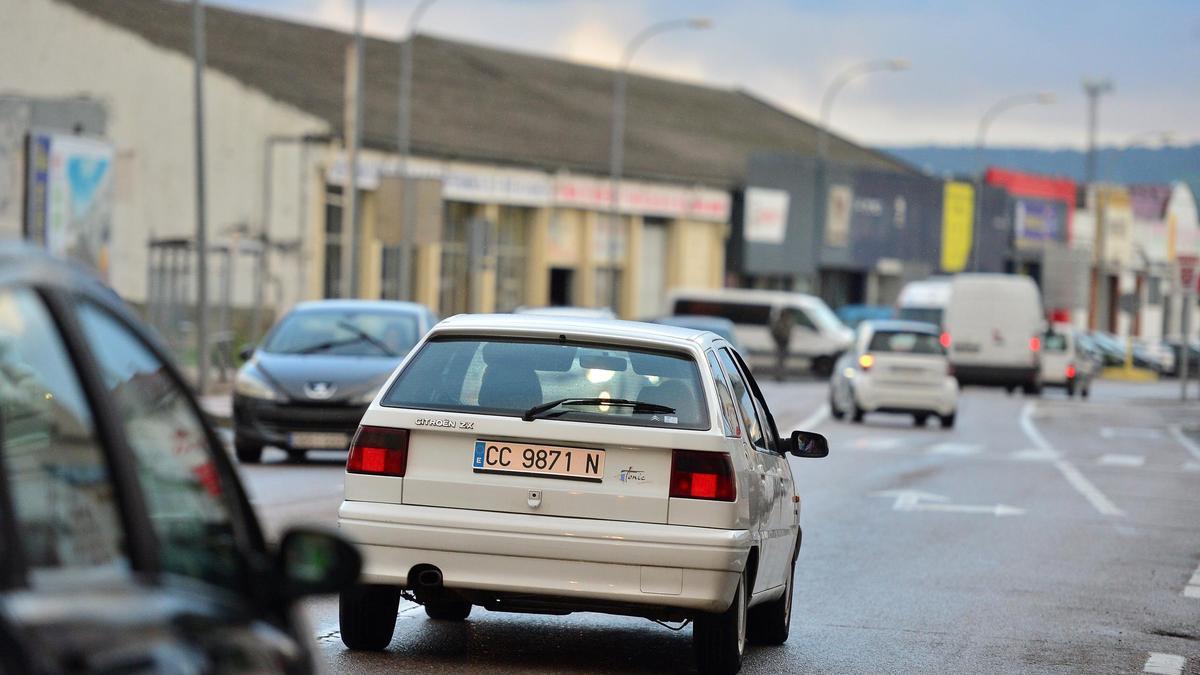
[234,300,436,463]
[0,245,361,674]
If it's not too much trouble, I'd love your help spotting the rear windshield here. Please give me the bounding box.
[868,331,945,355]
[263,309,420,357]
[1044,333,1069,352]
[897,307,944,326]
[382,338,709,430]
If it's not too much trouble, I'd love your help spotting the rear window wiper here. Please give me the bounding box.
[522,397,676,422]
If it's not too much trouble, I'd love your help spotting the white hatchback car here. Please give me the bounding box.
[337,314,828,674]
[830,320,959,427]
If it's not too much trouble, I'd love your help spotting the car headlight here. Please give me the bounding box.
[235,369,280,401]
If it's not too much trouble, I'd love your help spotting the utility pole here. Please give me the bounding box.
[341,0,365,299]
[1083,79,1114,184]
[192,0,209,395]
[397,0,439,302]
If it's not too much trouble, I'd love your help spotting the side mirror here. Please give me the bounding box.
[275,527,361,600]
[238,344,256,362]
[786,430,829,458]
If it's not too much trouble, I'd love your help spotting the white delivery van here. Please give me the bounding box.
[942,274,1046,392]
[668,288,853,375]
[895,277,953,328]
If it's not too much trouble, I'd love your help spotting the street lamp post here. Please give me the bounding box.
[969,92,1055,272]
[812,59,908,296]
[192,0,209,395]
[606,17,711,314]
[341,0,365,299]
[396,0,439,301]
[1083,79,1114,184]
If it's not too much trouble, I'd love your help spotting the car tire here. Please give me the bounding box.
[1022,382,1042,396]
[1082,386,1090,399]
[694,570,748,675]
[1066,381,1076,397]
[340,584,400,651]
[851,404,865,423]
[748,554,794,646]
[1005,385,1016,396]
[234,440,263,464]
[913,413,928,427]
[940,413,955,429]
[829,393,845,420]
[424,598,472,621]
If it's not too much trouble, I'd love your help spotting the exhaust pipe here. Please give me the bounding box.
[416,568,443,588]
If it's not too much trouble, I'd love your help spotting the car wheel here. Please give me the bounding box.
[234,440,263,464]
[940,413,956,429]
[694,570,748,675]
[748,552,794,645]
[424,598,472,621]
[1066,381,1076,398]
[1022,382,1042,396]
[340,584,400,651]
[829,392,845,420]
[913,413,929,427]
[1082,386,1090,399]
[851,403,865,423]
[1005,385,1016,396]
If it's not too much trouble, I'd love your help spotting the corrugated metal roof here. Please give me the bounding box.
[58,0,920,187]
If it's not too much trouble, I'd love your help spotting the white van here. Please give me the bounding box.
[668,288,853,375]
[942,274,1046,392]
[895,277,952,328]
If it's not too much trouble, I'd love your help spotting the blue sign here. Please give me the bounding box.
[473,441,486,468]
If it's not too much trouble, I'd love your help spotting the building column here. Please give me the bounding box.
[414,242,441,311]
[475,203,500,313]
[579,210,598,307]
[359,190,380,299]
[621,215,643,319]
[526,206,551,307]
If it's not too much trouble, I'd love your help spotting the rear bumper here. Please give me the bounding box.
[953,365,1039,387]
[338,501,750,613]
[855,379,957,416]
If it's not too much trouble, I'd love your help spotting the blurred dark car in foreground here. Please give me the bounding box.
[233,300,436,463]
[0,246,360,674]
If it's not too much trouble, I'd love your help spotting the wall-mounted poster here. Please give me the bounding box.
[24,132,114,280]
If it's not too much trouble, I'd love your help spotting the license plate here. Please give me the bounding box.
[289,432,350,449]
[472,440,605,482]
[890,366,924,374]
[955,343,981,353]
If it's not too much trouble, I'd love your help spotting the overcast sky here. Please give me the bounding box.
[212,0,1200,150]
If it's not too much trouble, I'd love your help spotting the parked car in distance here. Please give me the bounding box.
[1088,331,1169,373]
[233,300,437,463]
[650,314,742,350]
[1040,326,1096,398]
[1165,338,1200,377]
[829,320,959,427]
[336,314,828,674]
[514,305,617,319]
[835,304,895,329]
[668,288,853,376]
[943,274,1045,393]
[895,277,952,328]
[0,246,362,674]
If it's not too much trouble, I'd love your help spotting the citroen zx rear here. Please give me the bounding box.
[337,314,826,673]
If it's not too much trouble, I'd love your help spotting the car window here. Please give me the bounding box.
[75,301,245,591]
[715,348,768,452]
[1043,333,1069,352]
[868,330,945,355]
[0,289,127,577]
[383,338,710,430]
[729,349,780,454]
[705,350,739,438]
[263,309,420,357]
[786,308,817,331]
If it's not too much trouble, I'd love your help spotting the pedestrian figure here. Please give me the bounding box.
[770,308,792,382]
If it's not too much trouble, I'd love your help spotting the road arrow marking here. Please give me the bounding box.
[870,490,1025,517]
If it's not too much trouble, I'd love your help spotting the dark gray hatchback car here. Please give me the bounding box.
[233,300,436,463]
[0,246,360,674]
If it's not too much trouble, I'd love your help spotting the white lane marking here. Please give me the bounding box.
[790,403,830,432]
[1143,652,1186,675]
[1167,425,1200,462]
[853,437,906,450]
[1020,402,1125,518]
[1100,427,1164,440]
[1010,448,1062,462]
[1097,453,1146,467]
[871,490,1025,517]
[1184,559,1200,599]
[926,442,984,456]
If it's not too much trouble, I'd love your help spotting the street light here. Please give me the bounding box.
[1083,78,1114,184]
[606,17,711,313]
[395,0,440,301]
[811,58,908,295]
[969,91,1056,271]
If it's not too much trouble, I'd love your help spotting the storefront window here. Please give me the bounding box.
[439,202,476,316]
[495,207,531,313]
[323,185,343,299]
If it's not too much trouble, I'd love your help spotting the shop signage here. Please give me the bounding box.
[826,184,852,247]
[743,187,789,243]
[940,181,974,272]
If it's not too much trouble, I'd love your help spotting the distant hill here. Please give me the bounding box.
[880,144,1200,197]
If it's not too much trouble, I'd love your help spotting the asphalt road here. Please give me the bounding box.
[233,380,1200,674]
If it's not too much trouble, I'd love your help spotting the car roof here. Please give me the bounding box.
[862,319,941,335]
[432,313,718,349]
[291,299,431,314]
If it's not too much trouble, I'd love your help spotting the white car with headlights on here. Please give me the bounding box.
[337,314,829,674]
[829,320,959,428]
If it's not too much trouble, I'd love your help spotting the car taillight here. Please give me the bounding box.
[858,353,875,370]
[1066,363,1076,379]
[1029,336,1041,352]
[940,332,951,349]
[669,450,736,502]
[347,426,409,476]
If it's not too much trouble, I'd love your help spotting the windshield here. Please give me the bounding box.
[802,300,847,333]
[868,331,945,355]
[263,309,420,357]
[382,338,709,430]
[897,307,945,327]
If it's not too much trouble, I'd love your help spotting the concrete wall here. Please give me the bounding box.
[0,0,330,311]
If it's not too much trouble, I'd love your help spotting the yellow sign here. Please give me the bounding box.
[941,182,974,272]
